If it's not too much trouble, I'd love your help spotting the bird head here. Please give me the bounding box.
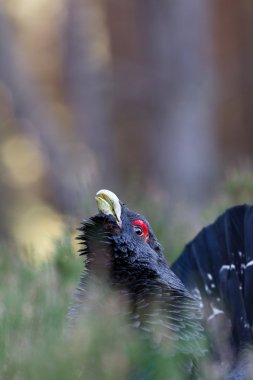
[78,190,163,276]
[95,189,162,260]
[77,189,185,292]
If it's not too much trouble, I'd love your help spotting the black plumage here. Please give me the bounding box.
[73,207,203,351]
[172,204,253,378]
[71,191,253,379]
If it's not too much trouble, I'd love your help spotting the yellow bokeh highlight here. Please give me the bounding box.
[6,0,62,23]
[1,133,46,188]
[12,199,65,264]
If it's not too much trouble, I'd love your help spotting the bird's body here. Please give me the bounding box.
[71,190,253,379]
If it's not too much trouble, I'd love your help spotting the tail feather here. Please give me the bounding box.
[171,205,253,354]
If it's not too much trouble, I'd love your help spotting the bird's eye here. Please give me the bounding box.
[132,219,149,240]
[134,226,143,236]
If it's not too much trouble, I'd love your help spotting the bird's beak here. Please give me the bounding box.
[95,189,122,227]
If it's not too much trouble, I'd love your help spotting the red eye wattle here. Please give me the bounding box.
[132,219,149,240]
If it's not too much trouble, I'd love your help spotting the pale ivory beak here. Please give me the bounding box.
[95,189,122,227]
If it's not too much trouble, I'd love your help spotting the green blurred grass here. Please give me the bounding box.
[0,240,77,379]
[0,239,188,380]
[1,169,253,379]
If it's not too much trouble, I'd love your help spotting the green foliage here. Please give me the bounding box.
[2,171,253,379]
[203,167,253,223]
[0,240,190,380]
[0,242,72,379]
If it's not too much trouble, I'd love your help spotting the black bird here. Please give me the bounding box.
[72,190,253,379]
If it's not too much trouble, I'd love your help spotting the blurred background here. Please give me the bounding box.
[1,1,253,379]
[1,0,253,260]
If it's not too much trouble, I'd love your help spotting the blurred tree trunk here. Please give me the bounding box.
[105,0,157,193]
[105,0,218,204]
[213,0,253,164]
[152,0,218,203]
[242,1,253,147]
[63,0,115,192]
